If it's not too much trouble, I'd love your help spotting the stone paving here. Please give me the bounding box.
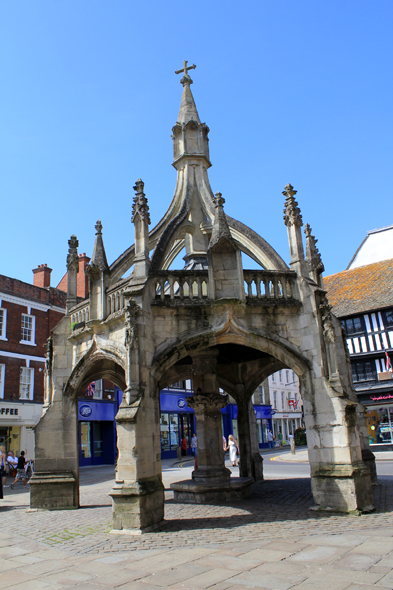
[1,455,393,589]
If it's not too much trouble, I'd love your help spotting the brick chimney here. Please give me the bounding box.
[33,264,52,288]
[77,253,90,298]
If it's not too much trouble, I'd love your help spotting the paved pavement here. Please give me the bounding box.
[1,453,393,589]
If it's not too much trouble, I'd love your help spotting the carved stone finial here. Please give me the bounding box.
[214,192,225,208]
[95,220,103,235]
[132,179,151,224]
[66,234,79,271]
[175,60,196,86]
[283,183,303,228]
[304,222,325,282]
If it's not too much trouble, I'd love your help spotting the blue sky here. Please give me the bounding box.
[1,1,392,286]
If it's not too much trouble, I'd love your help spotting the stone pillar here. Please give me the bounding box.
[187,350,230,483]
[171,349,254,502]
[132,179,150,279]
[66,235,79,315]
[109,301,164,533]
[187,389,230,483]
[235,391,253,478]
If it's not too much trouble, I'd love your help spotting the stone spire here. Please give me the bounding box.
[172,60,210,169]
[89,220,109,272]
[208,192,233,250]
[207,193,244,300]
[176,61,201,124]
[283,184,306,269]
[66,234,79,314]
[304,223,324,287]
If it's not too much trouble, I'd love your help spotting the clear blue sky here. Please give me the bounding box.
[1,1,392,286]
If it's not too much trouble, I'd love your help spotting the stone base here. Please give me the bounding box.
[362,448,380,486]
[310,462,374,513]
[110,476,165,532]
[30,472,77,510]
[171,477,254,503]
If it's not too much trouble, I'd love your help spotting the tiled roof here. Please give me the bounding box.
[324,259,393,318]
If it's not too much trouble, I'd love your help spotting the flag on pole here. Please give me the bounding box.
[85,382,95,396]
[386,350,392,372]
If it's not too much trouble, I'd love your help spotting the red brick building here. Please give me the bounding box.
[0,265,68,457]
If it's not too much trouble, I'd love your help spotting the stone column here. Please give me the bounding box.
[235,390,253,478]
[186,350,230,483]
[186,390,230,483]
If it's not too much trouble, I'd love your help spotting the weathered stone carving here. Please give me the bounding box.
[304,223,324,285]
[132,179,150,224]
[186,390,228,416]
[66,235,79,272]
[124,302,139,350]
[283,184,303,228]
[44,336,53,376]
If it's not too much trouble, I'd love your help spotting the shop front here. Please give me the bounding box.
[221,404,274,449]
[78,400,117,466]
[272,412,303,444]
[358,389,393,449]
[160,391,196,459]
[0,400,43,460]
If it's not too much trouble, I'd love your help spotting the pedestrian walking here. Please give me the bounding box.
[227,435,238,467]
[267,429,274,449]
[181,436,187,456]
[191,434,197,456]
[12,450,28,488]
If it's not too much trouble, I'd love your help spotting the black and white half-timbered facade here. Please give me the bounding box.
[325,236,393,449]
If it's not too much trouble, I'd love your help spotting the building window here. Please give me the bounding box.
[383,310,393,328]
[351,361,376,383]
[342,316,364,335]
[19,367,34,400]
[281,391,285,410]
[271,373,275,382]
[279,371,282,382]
[286,370,290,383]
[273,391,277,408]
[0,308,7,340]
[21,314,36,345]
[258,385,265,404]
[0,364,5,398]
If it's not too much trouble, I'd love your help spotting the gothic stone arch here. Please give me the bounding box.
[30,69,375,531]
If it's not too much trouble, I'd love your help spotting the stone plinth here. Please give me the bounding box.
[170,477,254,503]
[110,475,165,534]
[30,472,77,510]
[310,462,374,513]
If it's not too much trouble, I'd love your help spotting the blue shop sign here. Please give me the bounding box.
[78,400,117,421]
[160,392,191,413]
[225,404,273,420]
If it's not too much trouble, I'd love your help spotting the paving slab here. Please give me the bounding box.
[1,465,393,590]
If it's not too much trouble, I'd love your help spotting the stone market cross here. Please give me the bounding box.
[30,63,376,533]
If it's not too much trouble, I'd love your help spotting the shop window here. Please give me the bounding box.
[19,367,34,400]
[81,422,92,458]
[383,310,393,328]
[366,407,393,445]
[342,316,364,336]
[351,360,376,382]
[20,313,36,345]
[0,308,7,340]
[0,364,5,398]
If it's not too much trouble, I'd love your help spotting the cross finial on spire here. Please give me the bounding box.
[175,60,196,86]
